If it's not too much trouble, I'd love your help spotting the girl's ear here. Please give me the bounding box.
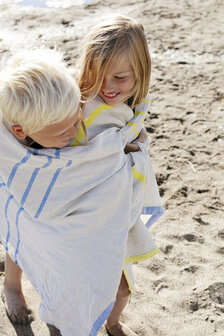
[11,125,27,140]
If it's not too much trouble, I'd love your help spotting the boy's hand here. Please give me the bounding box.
[124,128,148,154]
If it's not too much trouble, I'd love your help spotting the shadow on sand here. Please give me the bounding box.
[9,321,62,336]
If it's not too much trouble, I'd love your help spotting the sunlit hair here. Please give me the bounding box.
[0,48,82,135]
[76,15,151,108]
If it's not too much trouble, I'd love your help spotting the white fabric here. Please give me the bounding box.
[0,114,150,336]
[0,94,163,335]
[79,93,164,229]
[78,94,163,291]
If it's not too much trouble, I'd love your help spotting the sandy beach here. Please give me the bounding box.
[0,0,223,335]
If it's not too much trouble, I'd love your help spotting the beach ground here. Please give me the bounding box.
[0,0,223,335]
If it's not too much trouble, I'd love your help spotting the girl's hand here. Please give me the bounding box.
[124,142,139,154]
[134,127,148,143]
[124,128,148,153]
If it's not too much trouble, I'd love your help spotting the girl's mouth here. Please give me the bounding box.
[102,91,120,99]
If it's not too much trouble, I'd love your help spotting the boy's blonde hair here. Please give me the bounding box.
[0,48,81,134]
[76,15,151,108]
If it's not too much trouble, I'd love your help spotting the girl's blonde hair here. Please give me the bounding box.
[0,48,81,135]
[76,15,151,108]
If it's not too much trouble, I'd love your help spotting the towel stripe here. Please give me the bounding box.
[34,160,72,219]
[127,122,138,127]
[85,104,114,128]
[55,148,60,158]
[34,168,62,219]
[132,168,146,189]
[20,157,52,207]
[142,206,165,228]
[14,207,24,264]
[134,110,147,116]
[5,195,14,251]
[89,301,114,336]
[21,168,40,206]
[7,151,31,188]
[70,103,114,146]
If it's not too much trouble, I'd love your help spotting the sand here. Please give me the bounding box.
[0,0,223,335]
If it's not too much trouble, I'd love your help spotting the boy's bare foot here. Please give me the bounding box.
[106,322,138,336]
[1,285,29,324]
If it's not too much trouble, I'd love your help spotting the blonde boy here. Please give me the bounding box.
[0,48,81,323]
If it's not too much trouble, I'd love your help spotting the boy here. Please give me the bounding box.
[0,48,82,324]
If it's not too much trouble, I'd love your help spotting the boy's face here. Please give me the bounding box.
[12,106,80,148]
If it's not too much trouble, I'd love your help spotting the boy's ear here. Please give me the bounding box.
[11,125,27,140]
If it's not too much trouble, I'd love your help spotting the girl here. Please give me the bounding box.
[74,15,164,336]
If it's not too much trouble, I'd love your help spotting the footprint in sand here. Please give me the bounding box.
[217,247,224,255]
[193,216,210,225]
[182,233,204,243]
[182,265,199,273]
[161,244,173,255]
[207,282,224,305]
[217,230,224,239]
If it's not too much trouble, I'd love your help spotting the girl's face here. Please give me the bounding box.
[99,53,136,106]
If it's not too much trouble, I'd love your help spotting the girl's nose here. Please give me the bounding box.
[101,78,113,93]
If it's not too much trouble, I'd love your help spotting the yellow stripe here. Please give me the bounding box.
[123,265,133,292]
[70,126,85,146]
[132,167,146,189]
[70,103,114,146]
[134,111,147,116]
[133,127,139,136]
[142,98,151,103]
[127,122,139,136]
[127,122,138,127]
[85,104,113,128]
[125,248,160,264]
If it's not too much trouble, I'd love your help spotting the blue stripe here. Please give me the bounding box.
[66,160,72,167]
[33,148,38,155]
[34,168,62,219]
[20,168,40,206]
[43,156,52,168]
[55,148,60,158]
[14,207,24,264]
[34,160,72,219]
[5,195,14,251]
[88,301,114,336]
[20,157,52,206]
[0,182,6,188]
[142,206,165,228]
[7,151,31,188]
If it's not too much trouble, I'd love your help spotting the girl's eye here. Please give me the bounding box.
[115,76,126,80]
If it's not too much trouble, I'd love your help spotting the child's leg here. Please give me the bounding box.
[106,272,137,336]
[1,252,29,324]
